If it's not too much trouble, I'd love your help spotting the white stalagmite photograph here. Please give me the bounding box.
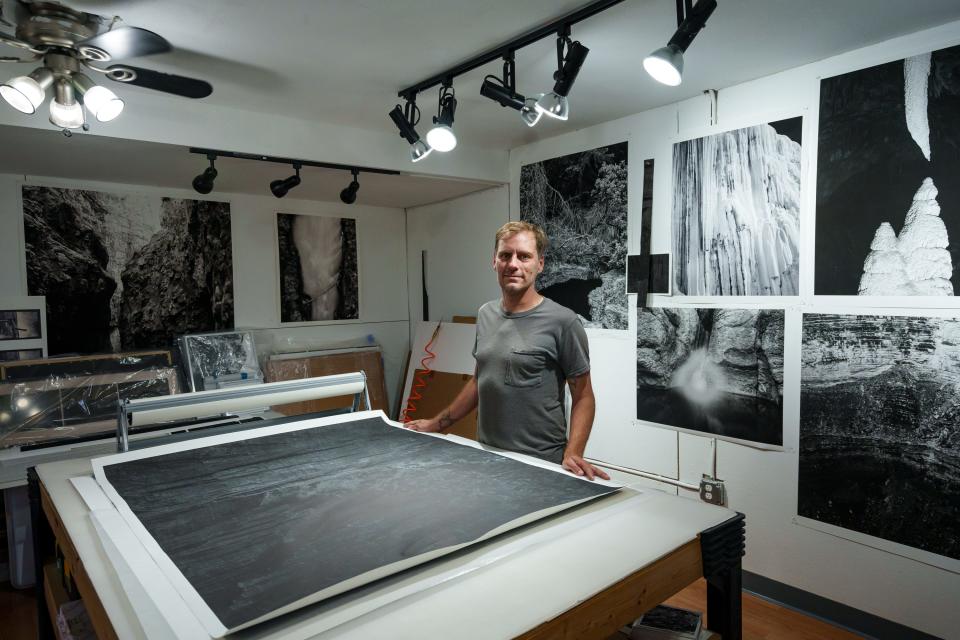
[277,213,359,322]
[672,117,802,296]
[816,44,960,296]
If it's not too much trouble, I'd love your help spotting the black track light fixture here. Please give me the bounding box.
[535,31,589,122]
[479,53,541,127]
[340,169,360,204]
[426,82,457,153]
[192,153,218,194]
[270,162,302,198]
[644,0,717,86]
[389,98,432,162]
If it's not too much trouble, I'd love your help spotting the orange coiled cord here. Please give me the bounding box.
[402,322,442,422]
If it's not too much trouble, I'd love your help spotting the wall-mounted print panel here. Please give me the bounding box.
[636,307,784,447]
[520,142,628,330]
[815,45,960,296]
[277,213,358,322]
[0,310,41,341]
[799,313,960,562]
[23,186,233,355]
[0,348,43,362]
[673,118,802,297]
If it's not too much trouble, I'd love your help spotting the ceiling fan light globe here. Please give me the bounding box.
[534,92,568,121]
[410,139,432,162]
[643,45,683,86]
[425,124,456,152]
[83,85,124,122]
[49,100,84,129]
[1,76,46,114]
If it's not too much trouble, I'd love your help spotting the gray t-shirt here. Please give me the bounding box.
[472,297,590,464]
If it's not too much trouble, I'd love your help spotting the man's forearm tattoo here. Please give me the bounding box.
[438,411,453,430]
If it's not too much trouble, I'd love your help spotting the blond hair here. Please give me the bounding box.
[494,221,548,258]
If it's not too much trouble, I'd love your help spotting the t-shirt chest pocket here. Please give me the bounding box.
[505,349,545,387]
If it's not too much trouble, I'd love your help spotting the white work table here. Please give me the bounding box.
[30,453,744,640]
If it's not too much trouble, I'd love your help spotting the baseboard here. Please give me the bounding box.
[742,571,942,640]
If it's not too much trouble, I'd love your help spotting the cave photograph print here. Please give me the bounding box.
[277,213,359,322]
[815,44,960,296]
[672,117,802,297]
[799,313,960,561]
[23,186,233,355]
[519,142,628,330]
[636,307,784,447]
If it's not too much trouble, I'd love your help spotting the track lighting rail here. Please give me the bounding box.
[188,148,401,176]
[397,0,625,99]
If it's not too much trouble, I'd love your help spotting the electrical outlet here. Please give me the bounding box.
[699,475,726,506]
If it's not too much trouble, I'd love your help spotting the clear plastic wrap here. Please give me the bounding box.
[177,331,263,392]
[0,351,180,449]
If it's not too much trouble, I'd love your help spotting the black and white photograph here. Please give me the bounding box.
[816,45,960,296]
[636,307,784,447]
[23,186,234,355]
[0,348,43,362]
[519,142,628,330]
[799,313,960,561]
[0,310,41,341]
[277,213,359,322]
[672,118,802,296]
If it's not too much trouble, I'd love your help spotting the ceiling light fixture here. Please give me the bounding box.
[72,73,124,122]
[340,169,360,204]
[426,81,457,152]
[48,78,84,129]
[535,31,589,122]
[270,162,302,199]
[644,0,717,86]
[479,52,541,127]
[192,154,218,194]
[389,98,432,162]
[0,67,54,114]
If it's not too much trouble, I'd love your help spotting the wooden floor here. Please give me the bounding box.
[1,578,862,640]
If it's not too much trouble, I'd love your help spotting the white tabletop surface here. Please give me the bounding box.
[36,453,736,640]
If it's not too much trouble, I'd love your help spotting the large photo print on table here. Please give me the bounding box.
[636,307,784,447]
[520,142,627,330]
[673,118,801,296]
[799,313,960,562]
[815,45,960,296]
[277,213,358,322]
[23,186,233,355]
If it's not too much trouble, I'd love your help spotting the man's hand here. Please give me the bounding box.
[562,452,611,481]
[403,417,445,433]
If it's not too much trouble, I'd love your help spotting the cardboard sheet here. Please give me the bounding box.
[92,411,619,637]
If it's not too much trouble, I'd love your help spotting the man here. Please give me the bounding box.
[406,221,610,481]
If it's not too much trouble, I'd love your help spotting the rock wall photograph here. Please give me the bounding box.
[277,213,359,322]
[815,44,960,296]
[799,313,960,561]
[673,118,802,296]
[23,186,233,355]
[636,307,784,446]
[520,142,628,330]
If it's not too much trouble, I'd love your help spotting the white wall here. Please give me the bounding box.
[0,172,411,409]
[405,185,509,324]
[501,19,960,640]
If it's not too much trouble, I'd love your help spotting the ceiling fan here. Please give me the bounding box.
[0,0,212,131]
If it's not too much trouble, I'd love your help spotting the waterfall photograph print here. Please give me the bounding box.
[815,44,960,295]
[277,213,359,322]
[520,142,628,330]
[23,186,233,355]
[799,313,960,561]
[636,307,784,447]
[672,117,802,296]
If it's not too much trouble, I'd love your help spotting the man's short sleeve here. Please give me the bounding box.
[559,316,590,379]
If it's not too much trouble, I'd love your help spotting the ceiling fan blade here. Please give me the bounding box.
[106,64,212,99]
[77,26,171,60]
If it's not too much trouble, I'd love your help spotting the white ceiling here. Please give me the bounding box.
[0,124,498,207]
[38,0,960,152]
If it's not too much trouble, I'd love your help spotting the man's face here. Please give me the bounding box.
[494,231,544,295]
